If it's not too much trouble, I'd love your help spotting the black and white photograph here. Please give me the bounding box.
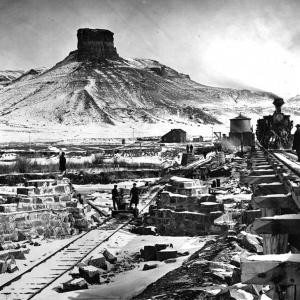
[0,0,300,299]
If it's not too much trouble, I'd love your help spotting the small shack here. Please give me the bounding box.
[161,129,187,143]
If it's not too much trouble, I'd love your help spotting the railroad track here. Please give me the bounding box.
[0,184,163,300]
[256,143,300,177]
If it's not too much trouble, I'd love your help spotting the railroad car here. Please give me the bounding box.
[256,97,293,149]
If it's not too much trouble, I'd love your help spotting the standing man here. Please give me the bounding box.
[59,152,66,175]
[130,183,139,209]
[186,145,189,153]
[293,124,300,162]
[111,185,119,210]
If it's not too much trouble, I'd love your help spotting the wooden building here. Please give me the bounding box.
[161,129,187,143]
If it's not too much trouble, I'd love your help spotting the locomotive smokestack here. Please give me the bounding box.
[273,96,284,114]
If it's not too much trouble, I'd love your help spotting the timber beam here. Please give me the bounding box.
[241,254,300,285]
[253,214,300,235]
[245,175,278,185]
[253,194,297,210]
[253,183,287,195]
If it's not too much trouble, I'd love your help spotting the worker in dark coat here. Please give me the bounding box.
[130,183,139,209]
[111,185,119,210]
[59,152,66,174]
[293,124,300,162]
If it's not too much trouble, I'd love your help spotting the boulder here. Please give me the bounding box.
[103,249,117,264]
[143,263,158,271]
[62,278,88,292]
[79,265,101,284]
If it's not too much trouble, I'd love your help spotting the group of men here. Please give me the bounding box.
[111,183,139,210]
[186,144,194,153]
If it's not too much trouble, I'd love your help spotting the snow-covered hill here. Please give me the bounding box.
[0,28,284,142]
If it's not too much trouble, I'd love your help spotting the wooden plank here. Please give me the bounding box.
[262,233,288,254]
[260,207,281,217]
[253,214,300,234]
[252,165,273,169]
[254,183,286,195]
[245,175,278,185]
[250,170,275,176]
[253,194,296,209]
[241,254,300,285]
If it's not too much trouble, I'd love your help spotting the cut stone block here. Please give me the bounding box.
[62,278,88,292]
[79,265,101,284]
[0,260,7,274]
[88,254,106,269]
[156,248,177,261]
[69,266,81,278]
[142,263,158,271]
[103,249,117,264]
[141,245,156,261]
[154,244,170,251]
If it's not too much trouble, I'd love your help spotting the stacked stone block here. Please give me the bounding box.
[0,209,73,243]
[144,208,224,236]
[149,176,225,235]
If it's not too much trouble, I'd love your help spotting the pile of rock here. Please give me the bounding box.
[58,249,118,293]
[134,231,264,300]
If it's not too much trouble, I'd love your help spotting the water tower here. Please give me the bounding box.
[229,113,254,153]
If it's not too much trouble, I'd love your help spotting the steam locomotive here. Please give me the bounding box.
[256,97,293,149]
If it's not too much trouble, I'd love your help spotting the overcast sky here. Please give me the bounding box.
[1,0,300,98]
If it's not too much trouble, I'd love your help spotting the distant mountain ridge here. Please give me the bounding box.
[0,70,24,88]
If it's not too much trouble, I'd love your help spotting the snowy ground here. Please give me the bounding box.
[0,121,230,144]
[34,232,207,300]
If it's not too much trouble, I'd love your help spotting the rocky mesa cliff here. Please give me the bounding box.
[0,28,278,139]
